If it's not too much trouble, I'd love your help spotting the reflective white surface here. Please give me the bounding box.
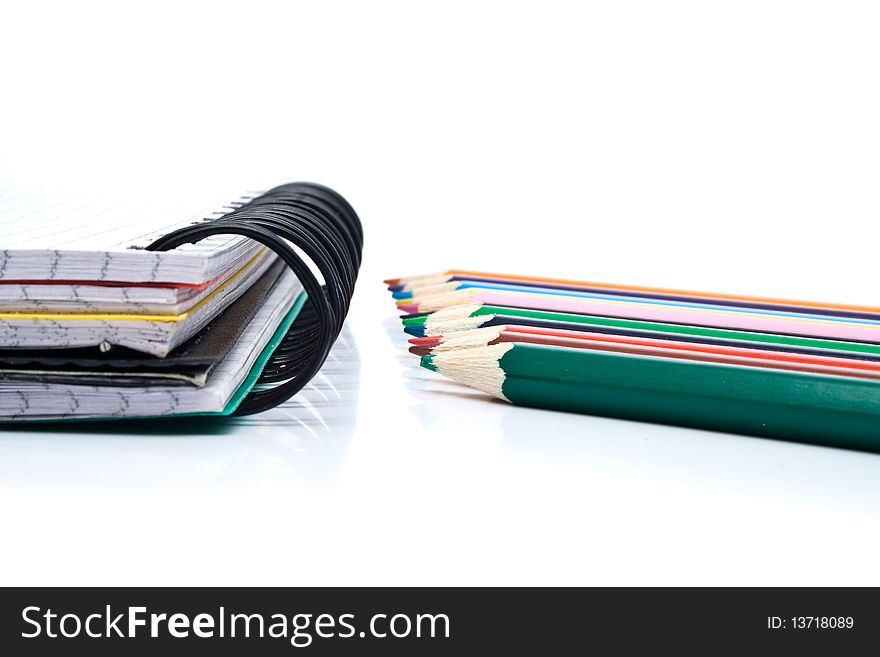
[1,1,880,585]
[2,280,880,586]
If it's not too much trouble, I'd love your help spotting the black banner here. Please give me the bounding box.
[0,587,874,654]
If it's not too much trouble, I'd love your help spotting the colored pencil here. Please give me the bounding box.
[408,325,880,380]
[400,304,880,358]
[396,288,880,343]
[393,278,880,320]
[395,280,880,323]
[385,269,880,315]
[421,341,880,451]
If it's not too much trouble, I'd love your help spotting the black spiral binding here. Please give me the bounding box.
[146,182,362,416]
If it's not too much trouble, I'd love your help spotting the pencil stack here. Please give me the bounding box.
[385,270,880,451]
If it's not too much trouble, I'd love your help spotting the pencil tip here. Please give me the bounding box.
[408,336,441,347]
[391,290,413,300]
[387,284,405,292]
[398,302,420,313]
[403,325,426,337]
[420,354,438,372]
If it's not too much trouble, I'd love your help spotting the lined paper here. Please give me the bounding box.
[0,185,266,284]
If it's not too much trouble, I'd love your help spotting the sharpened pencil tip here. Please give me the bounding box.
[404,325,426,337]
[387,284,405,292]
[409,336,441,347]
[401,315,427,326]
[398,302,420,313]
[392,290,414,300]
[420,354,438,372]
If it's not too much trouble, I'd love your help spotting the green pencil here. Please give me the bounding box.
[407,303,880,359]
[421,341,880,451]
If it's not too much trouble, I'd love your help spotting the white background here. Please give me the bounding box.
[1,0,879,585]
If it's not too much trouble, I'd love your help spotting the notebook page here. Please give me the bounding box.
[0,185,266,284]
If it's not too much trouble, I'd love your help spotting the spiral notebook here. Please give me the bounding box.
[0,182,362,421]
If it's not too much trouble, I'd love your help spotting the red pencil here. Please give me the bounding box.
[410,325,880,380]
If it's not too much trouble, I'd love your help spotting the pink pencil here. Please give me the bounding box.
[398,289,880,343]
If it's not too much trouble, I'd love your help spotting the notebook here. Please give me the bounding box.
[0,181,363,421]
